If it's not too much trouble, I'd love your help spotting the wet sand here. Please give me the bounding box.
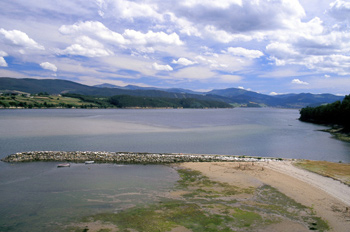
[180,161,350,232]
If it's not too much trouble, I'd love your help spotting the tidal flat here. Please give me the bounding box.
[68,163,332,232]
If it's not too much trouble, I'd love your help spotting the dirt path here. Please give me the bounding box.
[180,161,350,232]
[264,161,350,206]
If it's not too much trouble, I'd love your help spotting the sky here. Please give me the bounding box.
[1,0,350,95]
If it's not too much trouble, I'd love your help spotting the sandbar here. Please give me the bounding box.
[179,161,350,232]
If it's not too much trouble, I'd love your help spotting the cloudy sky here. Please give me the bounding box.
[1,0,350,95]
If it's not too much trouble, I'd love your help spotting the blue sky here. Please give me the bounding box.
[1,0,350,95]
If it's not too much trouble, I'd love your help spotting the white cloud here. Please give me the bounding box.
[291,79,309,85]
[172,57,196,66]
[329,0,350,21]
[59,21,183,50]
[60,44,112,57]
[97,0,163,21]
[40,62,57,72]
[152,62,173,71]
[266,42,299,59]
[0,57,7,67]
[0,28,44,50]
[0,51,8,57]
[172,66,216,80]
[123,29,183,46]
[0,51,8,67]
[59,36,113,57]
[227,47,264,59]
[59,21,126,44]
[181,0,242,9]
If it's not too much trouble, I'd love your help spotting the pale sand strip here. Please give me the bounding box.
[180,161,350,232]
[264,161,350,206]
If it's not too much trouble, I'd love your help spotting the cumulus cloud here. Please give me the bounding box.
[227,47,264,59]
[59,21,183,50]
[59,36,113,57]
[97,0,163,21]
[59,21,126,44]
[152,62,173,71]
[40,62,57,72]
[172,57,196,66]
[181,0,242,9]
[172,0,305,35]
[123,29,183,46]
[0,28,44,50]
[291,79,309,85]
[0,57,7,67]
[328,0,350,22]
[0,51,8,67]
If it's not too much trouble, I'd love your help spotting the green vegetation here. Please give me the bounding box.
[0,93,232,109]
[0,93,101,108]
[70,168,329,232]
[295,160,350,186]
[108,95,232,108]
[299,94,350,132]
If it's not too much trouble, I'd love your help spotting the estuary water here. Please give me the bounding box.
[0,108,349,162]
[0,108,350,231]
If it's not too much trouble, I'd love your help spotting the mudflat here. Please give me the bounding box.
[180,161,350,232]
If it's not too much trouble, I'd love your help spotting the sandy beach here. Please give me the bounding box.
[179,161,350,232]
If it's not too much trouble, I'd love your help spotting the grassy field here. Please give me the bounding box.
[0,94,101,108]
[294,160,350,186]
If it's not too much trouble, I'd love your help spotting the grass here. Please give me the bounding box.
[0,94,101,108]
[294,160,350,186]
[70,167,329,232]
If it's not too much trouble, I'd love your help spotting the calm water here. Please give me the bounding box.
[0,108,349,162]
[0,162,178,231]
[1,108,350,231]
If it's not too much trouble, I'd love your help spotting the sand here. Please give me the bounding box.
[180,161,350,232]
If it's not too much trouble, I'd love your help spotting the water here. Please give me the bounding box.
[0,162,178,231]
[1,108,350,231]
[0,108,349,162]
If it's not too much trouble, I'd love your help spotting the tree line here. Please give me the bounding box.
[0,93,232,109]
[299,94,350,131]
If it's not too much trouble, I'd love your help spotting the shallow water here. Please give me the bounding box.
[0,162,178,231]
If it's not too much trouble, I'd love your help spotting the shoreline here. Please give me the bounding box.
[3,151,350,231]
[179,161,350,231]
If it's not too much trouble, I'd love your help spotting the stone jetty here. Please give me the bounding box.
[1,151,282,164]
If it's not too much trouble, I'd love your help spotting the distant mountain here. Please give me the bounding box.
[0,77,224,102]
[94,83,119,88]
[208,88,344,108]
[0,77,345,108]
[95,83,202,95]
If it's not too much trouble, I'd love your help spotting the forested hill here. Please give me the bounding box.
[299,94,350,131]
[0,77,345,108]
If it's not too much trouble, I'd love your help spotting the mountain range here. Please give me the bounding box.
[0,77,345,108]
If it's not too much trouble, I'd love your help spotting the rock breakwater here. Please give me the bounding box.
[1,151,282,164]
